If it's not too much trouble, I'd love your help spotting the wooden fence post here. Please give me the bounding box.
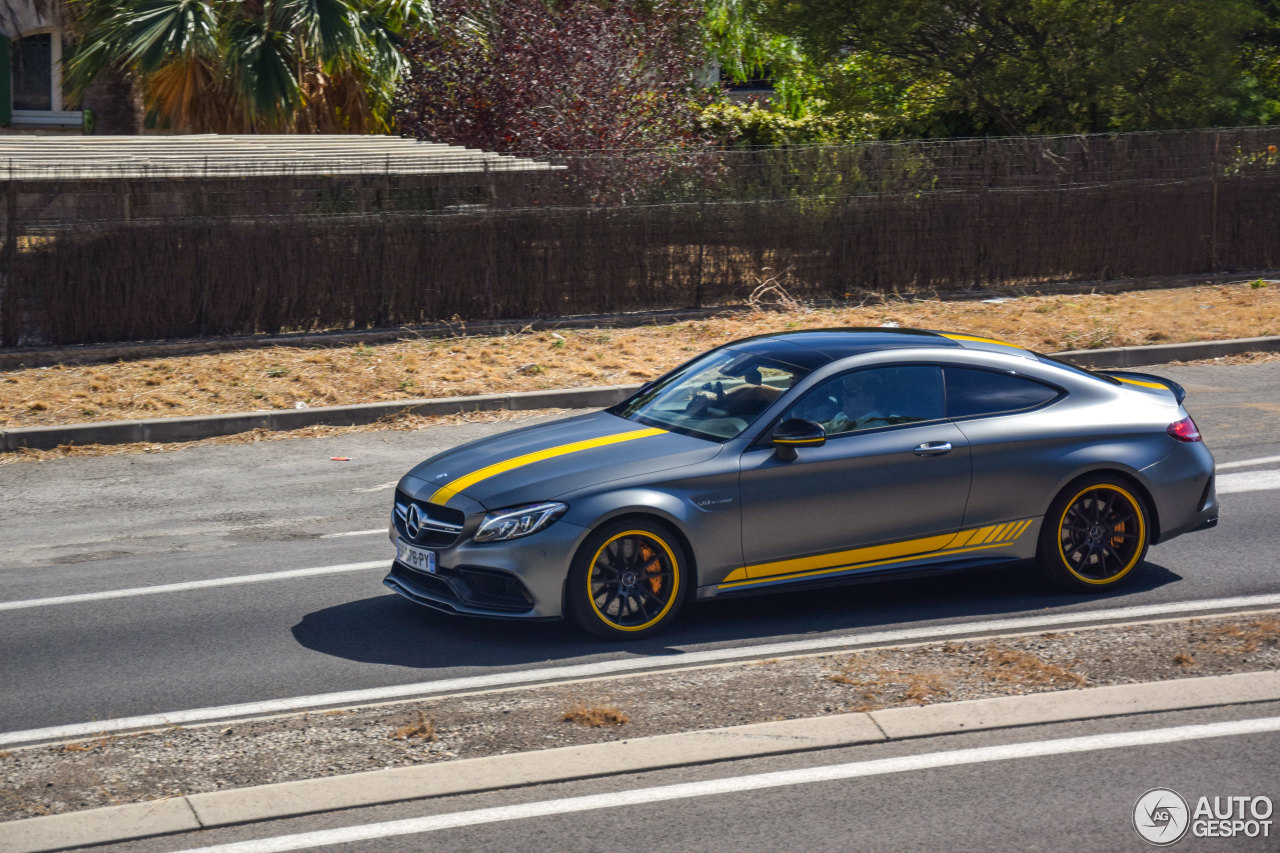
[1,170,17,347]
[1211,131,1221,272]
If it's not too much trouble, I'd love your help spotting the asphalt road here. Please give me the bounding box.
[91,703,1280,853]
[1,362,1279,736]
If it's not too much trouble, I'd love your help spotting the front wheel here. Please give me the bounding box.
[566,520,687,640]
[1037,476,1151,591]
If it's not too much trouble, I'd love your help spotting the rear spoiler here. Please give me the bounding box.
[1099,370,1186,405]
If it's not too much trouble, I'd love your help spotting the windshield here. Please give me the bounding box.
[610,349,810,441]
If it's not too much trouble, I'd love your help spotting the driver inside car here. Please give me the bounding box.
[826,373,892,433]
[685,366,784,419]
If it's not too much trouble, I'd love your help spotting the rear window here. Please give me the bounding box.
[946,368,1062,418]
[1036,353,1121,385]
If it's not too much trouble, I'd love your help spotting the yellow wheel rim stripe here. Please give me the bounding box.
[588,530,681,633]
[1057,484,1146,585]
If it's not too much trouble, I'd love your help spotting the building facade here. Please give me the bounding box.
[0,0,139,134]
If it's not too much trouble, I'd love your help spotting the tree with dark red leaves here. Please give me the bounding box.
[394,0,714,155]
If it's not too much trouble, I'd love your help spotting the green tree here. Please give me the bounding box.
[65,0,432,133]
[756,0,1270,136]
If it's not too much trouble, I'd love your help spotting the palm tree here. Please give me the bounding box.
[64,0,432,133]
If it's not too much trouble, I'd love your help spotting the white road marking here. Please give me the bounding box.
[174,715,1280,853]
[1217,454,1280,470]
[5,592,1280,748]
[319,529,386,539]
[1216,469,1280,494]
[352,481,398,493]
[0,561,387,614]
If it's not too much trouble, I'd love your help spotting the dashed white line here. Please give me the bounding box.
[319,529,387,539]
[173,715,1280,853]
[0,561,387,614]
[1217,469,1280,495]
[5,592,1280,748]
[352,481,398,493]
[1217,454,1280,470]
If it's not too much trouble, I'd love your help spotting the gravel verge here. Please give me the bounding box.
[3,611,1277,822]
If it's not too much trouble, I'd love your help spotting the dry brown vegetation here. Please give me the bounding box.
[983,646,1088,688]
[827,642,1089,708]
[561,702,630,727]
[390,712,437,741]
[1197,617,1280,654]
[3,283,1279,431]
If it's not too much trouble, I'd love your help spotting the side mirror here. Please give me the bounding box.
[771,418,826,461]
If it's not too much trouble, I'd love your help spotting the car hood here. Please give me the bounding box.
[406,412,720,510]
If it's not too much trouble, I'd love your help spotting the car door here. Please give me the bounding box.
[942,365,1068,530]
[737,365,972,581]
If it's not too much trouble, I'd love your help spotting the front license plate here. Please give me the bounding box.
[396,539,437,574]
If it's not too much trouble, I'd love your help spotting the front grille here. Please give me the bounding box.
[386,562,534,614]
[393,489,466,547]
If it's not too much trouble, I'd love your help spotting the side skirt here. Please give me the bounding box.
[696,555,1031,601]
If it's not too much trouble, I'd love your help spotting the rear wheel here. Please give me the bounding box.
[566,520,686,640]
[1038,476,1150,591]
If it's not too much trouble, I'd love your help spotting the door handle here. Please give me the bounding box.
[913,441,953,456]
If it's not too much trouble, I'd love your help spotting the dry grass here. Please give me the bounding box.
[983,646,1088,688]
[3,283,1279,431]
[826,667,951,706]
[390,711,437,741]
[560,702,630,727]
[1198,617,1280,654]
[827,644,1086,706]
[901,673,950,704]
[1173,652,1197,667]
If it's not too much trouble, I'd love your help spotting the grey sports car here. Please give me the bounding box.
[384,329,1217,639]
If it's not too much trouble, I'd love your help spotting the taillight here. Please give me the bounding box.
[1167,417,1201,442]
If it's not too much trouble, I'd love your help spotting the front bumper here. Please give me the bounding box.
[383,514,589,620]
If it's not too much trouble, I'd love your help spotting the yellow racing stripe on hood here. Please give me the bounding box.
[429,427,667,506]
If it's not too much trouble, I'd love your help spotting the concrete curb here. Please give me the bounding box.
[0,384,638,452]
[1055,334,1280,368]
[3,670,1279,853]
[3,336,1279,452]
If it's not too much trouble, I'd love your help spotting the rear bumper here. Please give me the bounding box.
[1144,442,1218,544]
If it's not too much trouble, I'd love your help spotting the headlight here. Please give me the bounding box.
[473,502,568,543]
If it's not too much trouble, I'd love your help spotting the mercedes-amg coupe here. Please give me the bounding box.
[384,329,1218,639]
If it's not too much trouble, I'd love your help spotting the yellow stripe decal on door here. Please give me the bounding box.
[719,518,1035,589]
[429,427,667,506]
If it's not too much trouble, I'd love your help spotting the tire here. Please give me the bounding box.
[566,519,687,640]
[1037,474,1151,592]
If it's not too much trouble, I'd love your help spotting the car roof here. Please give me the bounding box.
[722,327,1038,369]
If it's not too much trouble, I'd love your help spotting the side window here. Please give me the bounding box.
[780,365,945,437]
[945,368,1061,418]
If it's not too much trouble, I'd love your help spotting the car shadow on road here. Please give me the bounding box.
[290,560,1183,670]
